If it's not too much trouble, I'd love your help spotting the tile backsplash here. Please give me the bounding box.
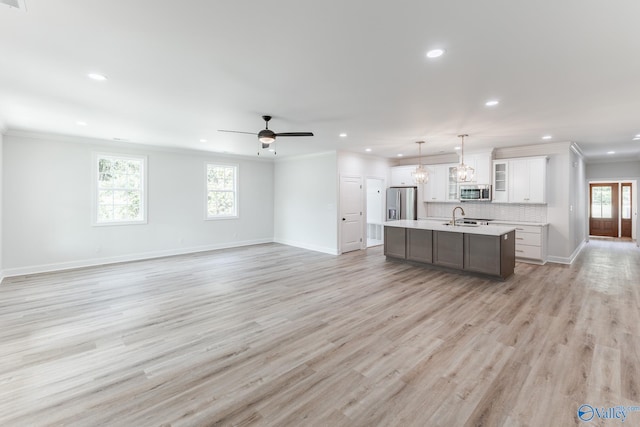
[425,202,547,223]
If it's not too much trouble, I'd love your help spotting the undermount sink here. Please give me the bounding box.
[442,222,480,227]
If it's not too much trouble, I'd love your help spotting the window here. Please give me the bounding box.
[206,164,238,218]
[622,185,631,219]
[591,186,612,218]
[94,153,147,225]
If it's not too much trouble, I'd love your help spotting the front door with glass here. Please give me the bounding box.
[589,183,619,237]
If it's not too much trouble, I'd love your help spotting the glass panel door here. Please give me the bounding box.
[589,183,619,237]
[622,185,631,219]
[447,166,459,201]
[591,186,612,218]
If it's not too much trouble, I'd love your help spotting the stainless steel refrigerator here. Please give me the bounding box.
[386,186,417,220]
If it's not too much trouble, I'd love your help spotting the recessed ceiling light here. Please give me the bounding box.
[397,154,403,157]
[542,135,552,140]
[633,137,640,141]
[365,148,372,152]
[339,133,347,138]
[426,49,445,58]
[76,121,87,126]
[88,73,107,81]
[485,100,499,107]
[607,151,615,154]
[454,146,461,150]
[200,139,207,143]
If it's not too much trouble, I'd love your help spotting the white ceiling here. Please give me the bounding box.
[1,1,640,161]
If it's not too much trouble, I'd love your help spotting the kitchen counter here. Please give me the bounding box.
[422,217,549,227]
[384,220,516,279]
[385,219,516,236]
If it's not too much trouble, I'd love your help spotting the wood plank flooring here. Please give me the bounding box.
[1,240,639,426]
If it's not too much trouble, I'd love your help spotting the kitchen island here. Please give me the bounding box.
[384,220,517,279]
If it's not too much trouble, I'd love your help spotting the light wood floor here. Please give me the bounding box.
[1,240,639,426]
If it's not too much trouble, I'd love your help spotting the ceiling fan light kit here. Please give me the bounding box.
[219,115,313,155]
[258,131,276,144]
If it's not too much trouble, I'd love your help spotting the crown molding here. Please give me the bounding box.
[494,141,573,159]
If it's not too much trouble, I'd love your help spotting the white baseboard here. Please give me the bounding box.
[273,238,339,255]
[2,238,273,279]
[547,239,587,265]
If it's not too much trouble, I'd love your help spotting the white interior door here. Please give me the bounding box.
[340,175,363,253]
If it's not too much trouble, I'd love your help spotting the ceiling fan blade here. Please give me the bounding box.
[218,130,258,135]
[274,132,314,137]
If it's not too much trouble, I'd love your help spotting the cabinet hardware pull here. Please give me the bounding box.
[516,238,524,240]
[516,250,524,253]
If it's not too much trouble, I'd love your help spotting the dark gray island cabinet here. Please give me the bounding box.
[384,220,516,279]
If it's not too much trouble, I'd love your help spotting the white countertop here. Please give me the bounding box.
[384,220,516,236]
[421,217,549,227]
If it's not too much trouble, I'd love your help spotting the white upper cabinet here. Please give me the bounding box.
[424,165,446,202]
[463,152,493,184]
[522,157,547,203]
[390,165,417,186]
[424,164,459,202]
[445,164,460,201]
[494,156,547,204]
[492,161,509,203]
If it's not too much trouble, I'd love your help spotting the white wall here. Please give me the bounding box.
[2,133,274,276]
[569,147,587,254]
[273,152,338,254]
[0,132,3,282]
[544,149,572,262]
[586,161,640,180]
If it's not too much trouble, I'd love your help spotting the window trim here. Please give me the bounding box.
[92,152,148,226]
[205,162,239,220]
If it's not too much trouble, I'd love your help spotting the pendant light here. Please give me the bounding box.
[454,134,475,182]
[412,141,429,184]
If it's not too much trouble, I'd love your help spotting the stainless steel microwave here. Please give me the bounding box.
[459,185,492,201]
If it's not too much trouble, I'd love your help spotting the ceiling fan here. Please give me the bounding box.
[218,115,314,154]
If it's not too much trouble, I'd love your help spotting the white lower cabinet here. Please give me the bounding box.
[493,223,548,264]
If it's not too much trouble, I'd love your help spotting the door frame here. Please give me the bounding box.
[365,176,387,247]
[587,180,637,241]
[621,182,633,238]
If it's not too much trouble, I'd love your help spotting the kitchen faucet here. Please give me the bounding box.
[451,206,465,226]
